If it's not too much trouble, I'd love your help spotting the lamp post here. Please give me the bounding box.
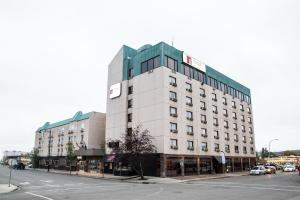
[268,139,278,164]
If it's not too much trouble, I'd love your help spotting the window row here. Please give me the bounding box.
[169,89,252,114]
[170,139,254,154]
[141,56,160,73]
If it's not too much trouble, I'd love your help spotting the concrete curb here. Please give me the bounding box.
[179,174,249,183]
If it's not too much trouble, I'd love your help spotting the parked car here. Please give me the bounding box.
[250,166,266,175]
[283,165,296,172]
[27,163,33,168]
[265,166,276,174]
[12,162,25,170]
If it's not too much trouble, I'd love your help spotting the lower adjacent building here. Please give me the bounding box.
[34,111,106,172]
[105,42,256,177]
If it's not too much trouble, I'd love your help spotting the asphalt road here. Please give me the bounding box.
[0,166,300,200]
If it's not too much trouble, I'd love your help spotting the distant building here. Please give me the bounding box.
[267,155,300,165]
[105,42,256,177]
[34,111,106,171]
[3,151,30,165]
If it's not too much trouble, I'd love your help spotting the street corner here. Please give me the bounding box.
[0,184,18,194]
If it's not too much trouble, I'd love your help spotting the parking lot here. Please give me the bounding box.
[0,166,300,200]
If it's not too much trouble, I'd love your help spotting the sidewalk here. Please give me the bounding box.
[27,168,248,184]
[0,184,18,194]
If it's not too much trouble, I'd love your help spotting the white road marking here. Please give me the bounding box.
[19,182,30,185]
[40,180,53,183]
[25,192,54,200]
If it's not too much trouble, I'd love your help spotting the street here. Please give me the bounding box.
[0,166,300,200]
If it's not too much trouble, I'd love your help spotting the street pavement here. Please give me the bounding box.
[0,166,300,200]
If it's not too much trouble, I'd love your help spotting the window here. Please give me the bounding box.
[250,137,253,144]
[186,111,193,120]
[165,56,178,71]
[187,141,194,150]
[223,109,228,116]
[201,115,207,123]
[184,64,193,77]
[212,93,217,101]
[201,142,208,151]
[186,82,192,92]
[241,125,246,132]
[219,82,228,93]
[141,56,160,73]
[81,135,84,142]
[249,127,253,134]
[233,123,238,130]
[200,101,206,110]
[200,88,206,97]
[201,128,207,137]
[212,105,218,114]
[240,104,244,111]
[128,68,134,79]
[225,132,230,140]
[208,76,218,89]
[169,91,177,101]
[170,107,177,116]
[213,118,218,126]
[235,146,239,153]
[248,117,252,124]
[232,112,237,119]
[128,113,132,122]
[247,107,251,114]
[225,145,230,152]
[250,147,254,154]
[232,101,236,108]
[128,86,133,95]
[170,139,178,149]
[214,130,219,139]
[214,143,220,151]
[187,126,193,134]
[169,76,176,86]
[224,120,229,128]
[170,123,177,132]
[186,96,192,106]
[127,128,132,136]
[243,146,247,153]
[234,134,238,141]
[243,136,246,143]
[128,99,133,108]
[241,115,245,122]
[222,97,227,105]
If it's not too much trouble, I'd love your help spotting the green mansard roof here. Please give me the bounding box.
[37,111,93,132]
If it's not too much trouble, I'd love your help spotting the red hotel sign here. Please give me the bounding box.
[182,52,206,72]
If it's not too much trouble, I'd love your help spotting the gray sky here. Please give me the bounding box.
[1,0,299,158]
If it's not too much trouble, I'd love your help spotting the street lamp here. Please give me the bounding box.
[268,139,278,164]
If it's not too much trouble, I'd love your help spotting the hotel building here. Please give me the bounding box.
[34,111,106,171]
[106,42,256,177]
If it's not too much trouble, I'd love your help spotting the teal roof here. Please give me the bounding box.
[122,41,251,97]
[37,111,93,132]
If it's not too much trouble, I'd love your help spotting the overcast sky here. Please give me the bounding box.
[1,0,299,158]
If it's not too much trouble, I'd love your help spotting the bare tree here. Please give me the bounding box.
[108,124,156,180]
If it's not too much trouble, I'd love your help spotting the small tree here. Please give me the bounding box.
[108,124,157,180]
[31,148,40,169]
[66,142,77,174]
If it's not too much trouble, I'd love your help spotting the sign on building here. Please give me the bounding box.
[183,52,206,72]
